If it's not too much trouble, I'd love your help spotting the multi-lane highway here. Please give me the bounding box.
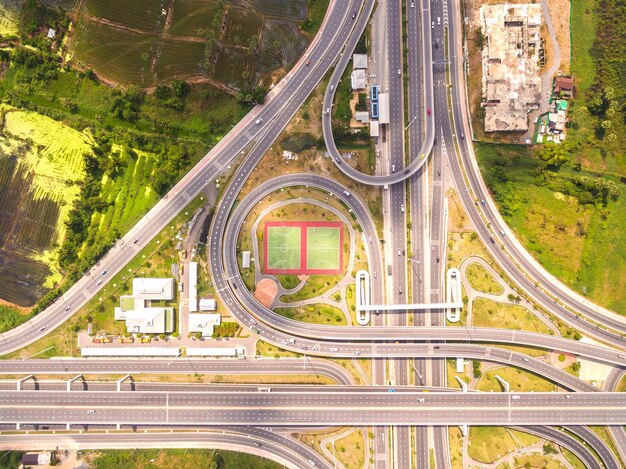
[2,389,626,426]
[0,0,624,466]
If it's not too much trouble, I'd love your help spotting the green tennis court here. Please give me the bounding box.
[266,225,302,271]
[306,226,341,271]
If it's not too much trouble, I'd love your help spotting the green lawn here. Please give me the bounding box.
[465,262,504,295]
[88,448,282,469]
[476,366,557,392]
[266,225,302,270]
[274,303,346,325]
[472,298,553,335]
[475,142,626,314]
[468,427,523,464]
[306,226,341,270]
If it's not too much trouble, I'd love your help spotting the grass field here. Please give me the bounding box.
[468,427,539,464]
[274,303,346,325]
[476,366,557,393]
[475,142,626,314]
[266,225,302,270]
[265,221,343,274]
[87,448,282,469]
[306,226,341,270]
[465,262,503,295]
[472,298,553,335]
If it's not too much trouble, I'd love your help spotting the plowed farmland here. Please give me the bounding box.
[72,0,309,87]
[0,105,89,306]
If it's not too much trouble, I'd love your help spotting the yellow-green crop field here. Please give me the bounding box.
[0,1,20,36]
[0,104,90,305]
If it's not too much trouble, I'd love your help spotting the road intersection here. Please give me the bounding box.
[0,0,625,467]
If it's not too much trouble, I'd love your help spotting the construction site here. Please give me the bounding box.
[480,3,543,133]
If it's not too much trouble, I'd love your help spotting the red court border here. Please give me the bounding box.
[263,221,343,275]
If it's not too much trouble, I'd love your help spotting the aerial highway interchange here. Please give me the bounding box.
[1,0,625,468]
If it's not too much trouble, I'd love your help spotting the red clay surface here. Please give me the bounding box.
[255,278,279,308]
[264,221,343,275]
[550,350,577,369]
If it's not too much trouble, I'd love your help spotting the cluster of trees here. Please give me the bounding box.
[355,93,368,112]
[236,86,267,105]
[9,47,59,88]
[154,79,191,111]
[110,87,142,122]
[586,0,626,140]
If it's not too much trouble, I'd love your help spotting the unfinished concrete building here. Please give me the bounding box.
[480,4,542,132]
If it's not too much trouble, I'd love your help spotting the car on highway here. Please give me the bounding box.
[133,238,138,244]
[411,1,415,7]
[352,350,360,355]
[420,153,425,160]
[325,107,330,115]
[330,85,334,92]
[306,60,311,66]
[97,279,102,285]
[460,132,465,139]
[352,12,357,19]
[39,326,46,331]
[400,204,404,212]
[397,249,401,256]
[397,69,401,76]
[392,164,396,172]
[255,118,263,125]
[87,409,96,413]
[101,270,107,275]
[427,108,431,116]
[344,190,350,196]
[65,306,70,311]
[388,389,395,393]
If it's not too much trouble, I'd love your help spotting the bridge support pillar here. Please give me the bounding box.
[15,423,20,430]
[459,424,468,436]
[67,374,84,391]
[117,374,132,392]
[116,423,121,430]
[16,375,35,391]
[66,423,71,430]
[455,376,467,392]
[495,374,510,393]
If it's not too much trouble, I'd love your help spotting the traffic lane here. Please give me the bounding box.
[2,389,622,407]
[215,181,624,365]
[0,428,330,469]
[511,426,602,469]
[4,406,626,426]
[0,358,354,385]
[444,0,626,344]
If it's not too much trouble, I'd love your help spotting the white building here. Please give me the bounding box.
[370,121,380,137]
[199,298,217,311]
[114,277,175,334]
[353,53,368,69]
[351,69,367,90]
[378,93,390,124]
[132,278,174,300]
[355,111,369,123]
[242,251,251,269]
[189,313,221,337]
[189,261,198,312]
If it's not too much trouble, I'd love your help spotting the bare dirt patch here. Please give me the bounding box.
[255,278,278,308]
[547,0,571,73]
